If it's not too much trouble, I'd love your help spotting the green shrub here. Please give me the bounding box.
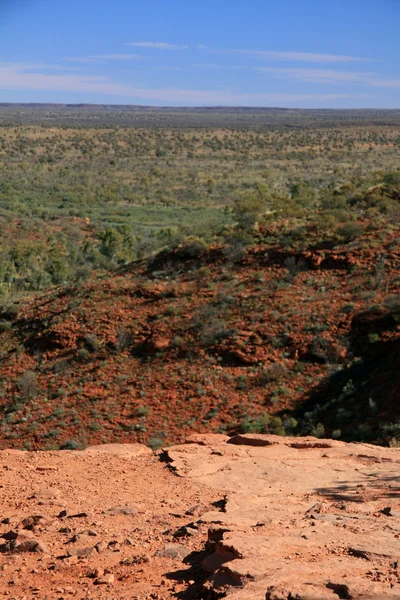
[85,334,101,352]
[336,222,365,242]
[16,370,38,400]
[177,237,208,259]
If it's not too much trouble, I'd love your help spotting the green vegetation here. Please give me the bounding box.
[0,107,399,300]
[0,106,399,449]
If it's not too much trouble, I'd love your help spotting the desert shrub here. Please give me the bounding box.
[336,222,365,242]
[194,266,211,283]
[383,171,400,186]
[324,209,348,223]
[316,212,338,233]
[171,335,185,348]
[0,320,12,332]
[257,363,287,385]
[384,294,400,312]
[290,182,316,207]
[199,319,236,347]
[149,437,165,450]
[84,334,101,352]
[240,412,286,436]
[16,370,38,400]
[284,256,308,280]
[222,231,253,262]
[61,439,84,450]
[77,347,89,361]
[367,333,380,344]
[233,194,266,230]
[116,327,134,351]
[0,305,18,321]
[321,194,348,210]
[176,237,208,259]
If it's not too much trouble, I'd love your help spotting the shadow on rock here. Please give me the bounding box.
[166,549,222,599]
[315,474,400,503]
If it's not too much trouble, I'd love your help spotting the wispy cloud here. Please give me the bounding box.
[126,42,188,50]
[0,61,369,105]
[197,45,369,64]
[89,54,143,61]
[257,66,400,88]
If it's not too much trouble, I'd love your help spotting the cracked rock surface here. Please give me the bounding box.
[0,435,398,599]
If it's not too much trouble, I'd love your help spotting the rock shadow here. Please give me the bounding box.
[315,474,400,503]
[165,548,221,599]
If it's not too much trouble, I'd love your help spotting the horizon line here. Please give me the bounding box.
[0,102,399,110]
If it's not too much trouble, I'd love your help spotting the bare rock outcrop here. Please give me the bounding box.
[0,437,398,599]
[166,434,400,599]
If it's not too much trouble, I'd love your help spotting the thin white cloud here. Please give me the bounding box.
[88,54,143,61]
[0,61,370,105]
[257,67,400,88]
[197,45,369,64]
[0,61,91,72]
[126,42,188,50]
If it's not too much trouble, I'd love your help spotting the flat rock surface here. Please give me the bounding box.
[0,437,398,599]
[166,434,400,599]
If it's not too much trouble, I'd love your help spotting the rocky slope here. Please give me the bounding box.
[0,434,398,599]
[0,227,399,451]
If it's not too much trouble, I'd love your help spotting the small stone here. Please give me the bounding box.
[173,524,198,538]
[155,544,191,561]
[87,567,104,578]
[120,553,150,566]
[13,539,41,553]
[185,504,203,516]
[63,556,78,565]
[67,546,96,559]
[95,541,107,554]
[34,541,50,554]
[94,574,114,585]
[69,533,92,545]
[102,505,138,516]
[124,538,135,546]
[20,516,46,531]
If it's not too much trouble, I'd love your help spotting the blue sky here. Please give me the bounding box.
[1,0,400,107]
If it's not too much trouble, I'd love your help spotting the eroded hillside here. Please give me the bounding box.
[0,220,398,451]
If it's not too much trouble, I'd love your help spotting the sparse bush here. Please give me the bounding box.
[177,237,208,259]
[336,222,365,242]
[116,327,134,351]
[199,319,236,347]
[222,231,253,263]
[233,194,266,230]
[77,347,89,361]
[85,334,101,352]
[16,370,38,400]
[257,363,287,385]
[0,320,12,333]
